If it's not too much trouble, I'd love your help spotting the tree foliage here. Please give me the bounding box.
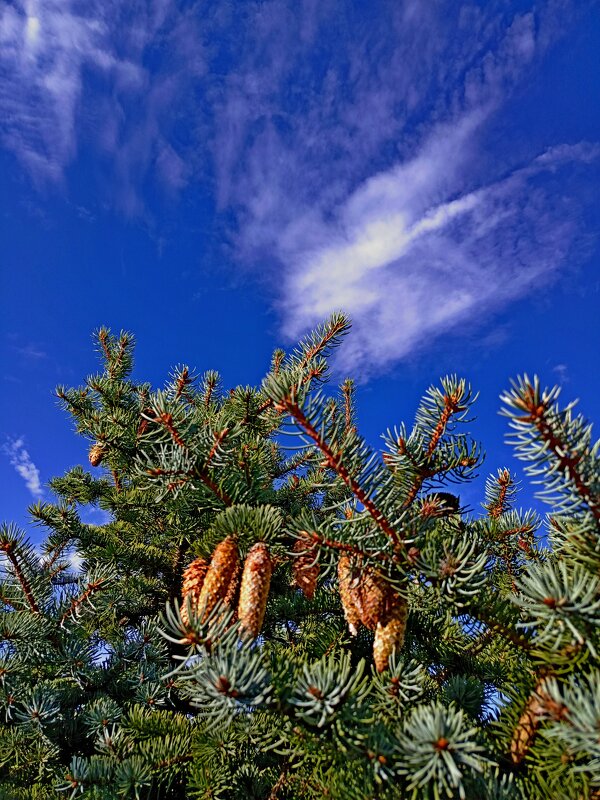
[1,316,599,799]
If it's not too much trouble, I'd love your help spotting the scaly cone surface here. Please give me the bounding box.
[197,536,240,620]
[88,442,106,467]
[181,556,209,626]
[291,535,320,600]
[238,542,272,639]
[337,555,362,636]
[373,592,409,672]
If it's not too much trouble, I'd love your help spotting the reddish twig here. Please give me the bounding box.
[60,577,108,625]
[301,529,396,562]
[488,469,512,519]
[205,428,229,467]
[175,367,191,400]
[154,413,187,448]
[426,391,464,458]
[98,329,111,363]
[278,398,403,550]
[0,542,39,614]
[514,386,600,521]
[300,317,348,368]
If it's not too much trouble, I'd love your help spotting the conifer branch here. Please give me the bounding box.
[97,328,112,364]
[299,315,349,368]
[468,608,532,653]
[111,469,122,493]
[278,398,403,550]
[426,390,465,458]
[175,367,191,400]
[268,766,289,799]
[206,428,230,467]
[59,576,109,625]
[203,373,218,408]
[506,379,600,521]
[342,379,354,434]
[193,466,233,507]
[487,469,512,518]
[155,753,193,769]
[152,412,188,448]
[300,529,396,562]
[397,436,477,508]
[0,541,39,614]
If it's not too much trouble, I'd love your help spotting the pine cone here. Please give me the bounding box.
[291,535,319,600]
[373,593,408,672]
[338,555,362,636]
[510,676,553,764]
[223,558,241,619]
[238,542,272,639]
[355,568,388,631]
[89,443,106,467]
[197,536,240,621]
[180,556,209,626]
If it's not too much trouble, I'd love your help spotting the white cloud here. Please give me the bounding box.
[0,1,596,372]
[3,437,44,498]
[204,2,597,374]
[0,0,198,207]
[278,138,598,374]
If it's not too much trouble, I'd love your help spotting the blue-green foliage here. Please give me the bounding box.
[1,317,599,798]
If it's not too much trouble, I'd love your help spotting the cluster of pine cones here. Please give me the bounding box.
[181,535,407,671]
[338,555,408,672]
[181,536,271,639]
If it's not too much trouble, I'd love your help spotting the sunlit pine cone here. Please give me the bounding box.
[510,676,554,764]
[373,593,408,672]
[180,556,209,627]
[291,535,320,600]
[355,568,388,631]
[238,542,272,639]
[89,443,107,467]
[222,558,241,621]
[197,536,240,621]
[338,555,362,636]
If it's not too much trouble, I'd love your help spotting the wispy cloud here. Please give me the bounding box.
[205,2,598,374]
[13,342,47,360]
[0,0,200,210]
[279,139,598,374]
[3,437,44,498]
[1,1,597,371]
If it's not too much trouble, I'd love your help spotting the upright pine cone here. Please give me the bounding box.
[338,555,362,636]
[238,542,272,639]
[180,556,209,627]
[197,536,240,621]
[355,567,388,631]
[373,592,408,672]
[89,443,106,467]
[291,535,320,600]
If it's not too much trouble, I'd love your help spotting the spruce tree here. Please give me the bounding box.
[1,316,599,799]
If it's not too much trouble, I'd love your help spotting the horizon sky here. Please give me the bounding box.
[1,0,599,539]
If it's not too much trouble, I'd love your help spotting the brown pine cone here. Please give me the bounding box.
[238,542,272,639]
[373,593,408,672]
[223,558,241,620]
[510,675,556,764]
[355,568,388,631]
[291,535,320,600]
[89,443,107,467]
[197,536,240,621]
[181,556,209,626]
[338,555,362,636]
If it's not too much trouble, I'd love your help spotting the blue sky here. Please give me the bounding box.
[1,0,599,537]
